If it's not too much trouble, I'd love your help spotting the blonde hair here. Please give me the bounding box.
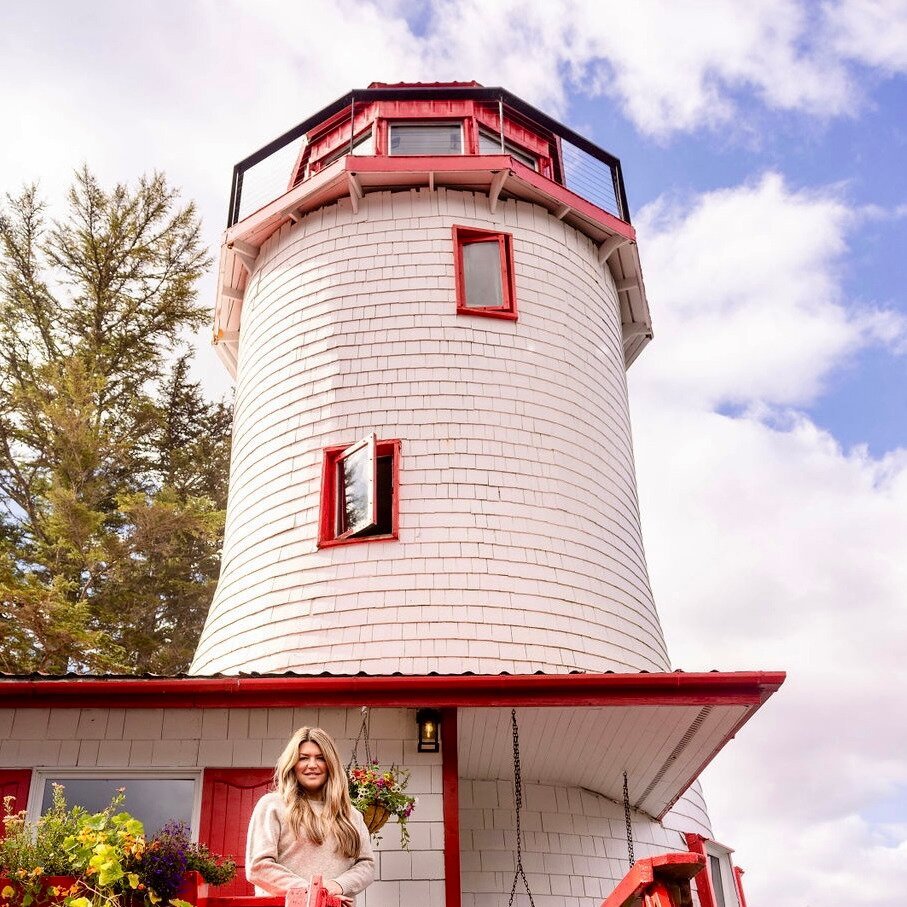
[275,727,360,860]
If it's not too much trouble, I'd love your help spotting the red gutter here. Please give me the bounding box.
[0,671,784,710]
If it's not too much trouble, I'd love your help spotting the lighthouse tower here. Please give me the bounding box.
[189,83,780,907]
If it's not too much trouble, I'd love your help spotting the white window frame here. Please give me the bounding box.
[335,432,378,539]
[705,840,741,907]
[27,768,203,841]
[388,121,464,156]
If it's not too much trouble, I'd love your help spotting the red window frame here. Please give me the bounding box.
[318,437,400,548]
[452,225,518,320]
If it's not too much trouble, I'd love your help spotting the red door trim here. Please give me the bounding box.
[0,770,31,839]
[441,707,460,907]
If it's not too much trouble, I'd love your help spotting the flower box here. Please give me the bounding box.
[175,871,210,905]
[0,873,210,907]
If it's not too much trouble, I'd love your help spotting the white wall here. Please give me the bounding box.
[193,189,668,677]
[459,778,710,907]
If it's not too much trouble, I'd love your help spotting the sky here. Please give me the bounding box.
[2,1,906,904]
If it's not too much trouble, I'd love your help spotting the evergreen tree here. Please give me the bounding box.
[0,168,230,674]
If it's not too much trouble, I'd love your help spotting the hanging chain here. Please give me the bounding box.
[508,709,535,907]
[347,706,372,772]
[623,771,635,868]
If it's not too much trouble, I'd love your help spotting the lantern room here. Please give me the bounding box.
[213,81,651,377]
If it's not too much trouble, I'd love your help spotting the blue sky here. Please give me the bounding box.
[2,2,906,904]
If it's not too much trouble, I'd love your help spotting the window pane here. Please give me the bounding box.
[42,778,195,837]
[341,443,372,532]
[351,131,374,156]
[478,130,537,170]
[390,124,462,155]
[463,241,504,309]
[710,855,728,907]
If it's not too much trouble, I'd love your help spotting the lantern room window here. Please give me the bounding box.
[318,435,400,547]
[478,129,538,170]
[389,123,463,155]
[453,225,517,320]
[320,128,375,168]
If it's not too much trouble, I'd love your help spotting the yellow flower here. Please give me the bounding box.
[2,887,15,899]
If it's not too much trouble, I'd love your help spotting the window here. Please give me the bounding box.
[319,129,375,168]
[389,123,463,155]
[452,225,517,320]
[478,129,538,170]
[318,435,400,546]
[686,834,742,907]
[30,772,200,837]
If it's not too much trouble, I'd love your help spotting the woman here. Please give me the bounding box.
[246,727,376,904]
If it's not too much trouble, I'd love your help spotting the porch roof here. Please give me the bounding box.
[0,670,783,820]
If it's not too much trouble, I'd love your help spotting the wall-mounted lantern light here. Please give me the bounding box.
[416,708,441,752]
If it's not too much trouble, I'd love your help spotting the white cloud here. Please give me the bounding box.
[629,179,907,905]
[825,0,907,72]
[632,173,906,408]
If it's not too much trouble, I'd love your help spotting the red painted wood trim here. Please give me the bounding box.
[346,155,636,241]
[317,439,401,548]
[733,866,748,907]
[0,770,31,839]
[452,225,518,320]
[600,852,705,907]
[0,672,785,710]
[441,707,460,907]
[199,768,274,896]
[684,834,716,907]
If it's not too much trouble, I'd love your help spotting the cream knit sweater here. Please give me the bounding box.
[245,792,376,903]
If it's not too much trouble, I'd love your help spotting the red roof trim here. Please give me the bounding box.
[0,671,784,710]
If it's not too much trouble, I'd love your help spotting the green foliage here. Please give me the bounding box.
[0,168,230,673]
[0,786,233,907]
[183,844,235,888]
[1,784,86,878]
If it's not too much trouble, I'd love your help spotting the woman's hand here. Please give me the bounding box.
[324,880,352,905]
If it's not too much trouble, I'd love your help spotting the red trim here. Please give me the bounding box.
[733,866,748,907]
[441,708,460,907]
[347,155,636,242]
[600,852,705,907]
[452,225,518,320]
[317,438,400,548]
[199,768,273,896]
[685,834,717,907]
[0,671,785,710]
[0,770,31,839]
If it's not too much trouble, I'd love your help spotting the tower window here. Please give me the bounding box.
[389,123,463,155]
[452,225,517,320]
[318,435,400,547]
[478,129,538,170]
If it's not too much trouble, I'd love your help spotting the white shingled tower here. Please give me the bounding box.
[192,83,661,679]
[186,82,781,907]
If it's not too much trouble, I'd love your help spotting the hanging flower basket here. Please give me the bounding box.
[347,762,416,848]
[360,804,392,835]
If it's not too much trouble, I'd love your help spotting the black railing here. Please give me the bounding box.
[227,85,631,227]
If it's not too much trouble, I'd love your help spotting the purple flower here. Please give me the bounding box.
[142,821,190,902]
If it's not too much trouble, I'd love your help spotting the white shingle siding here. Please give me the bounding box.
[192,189,667,676]
[458,778,707,907]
